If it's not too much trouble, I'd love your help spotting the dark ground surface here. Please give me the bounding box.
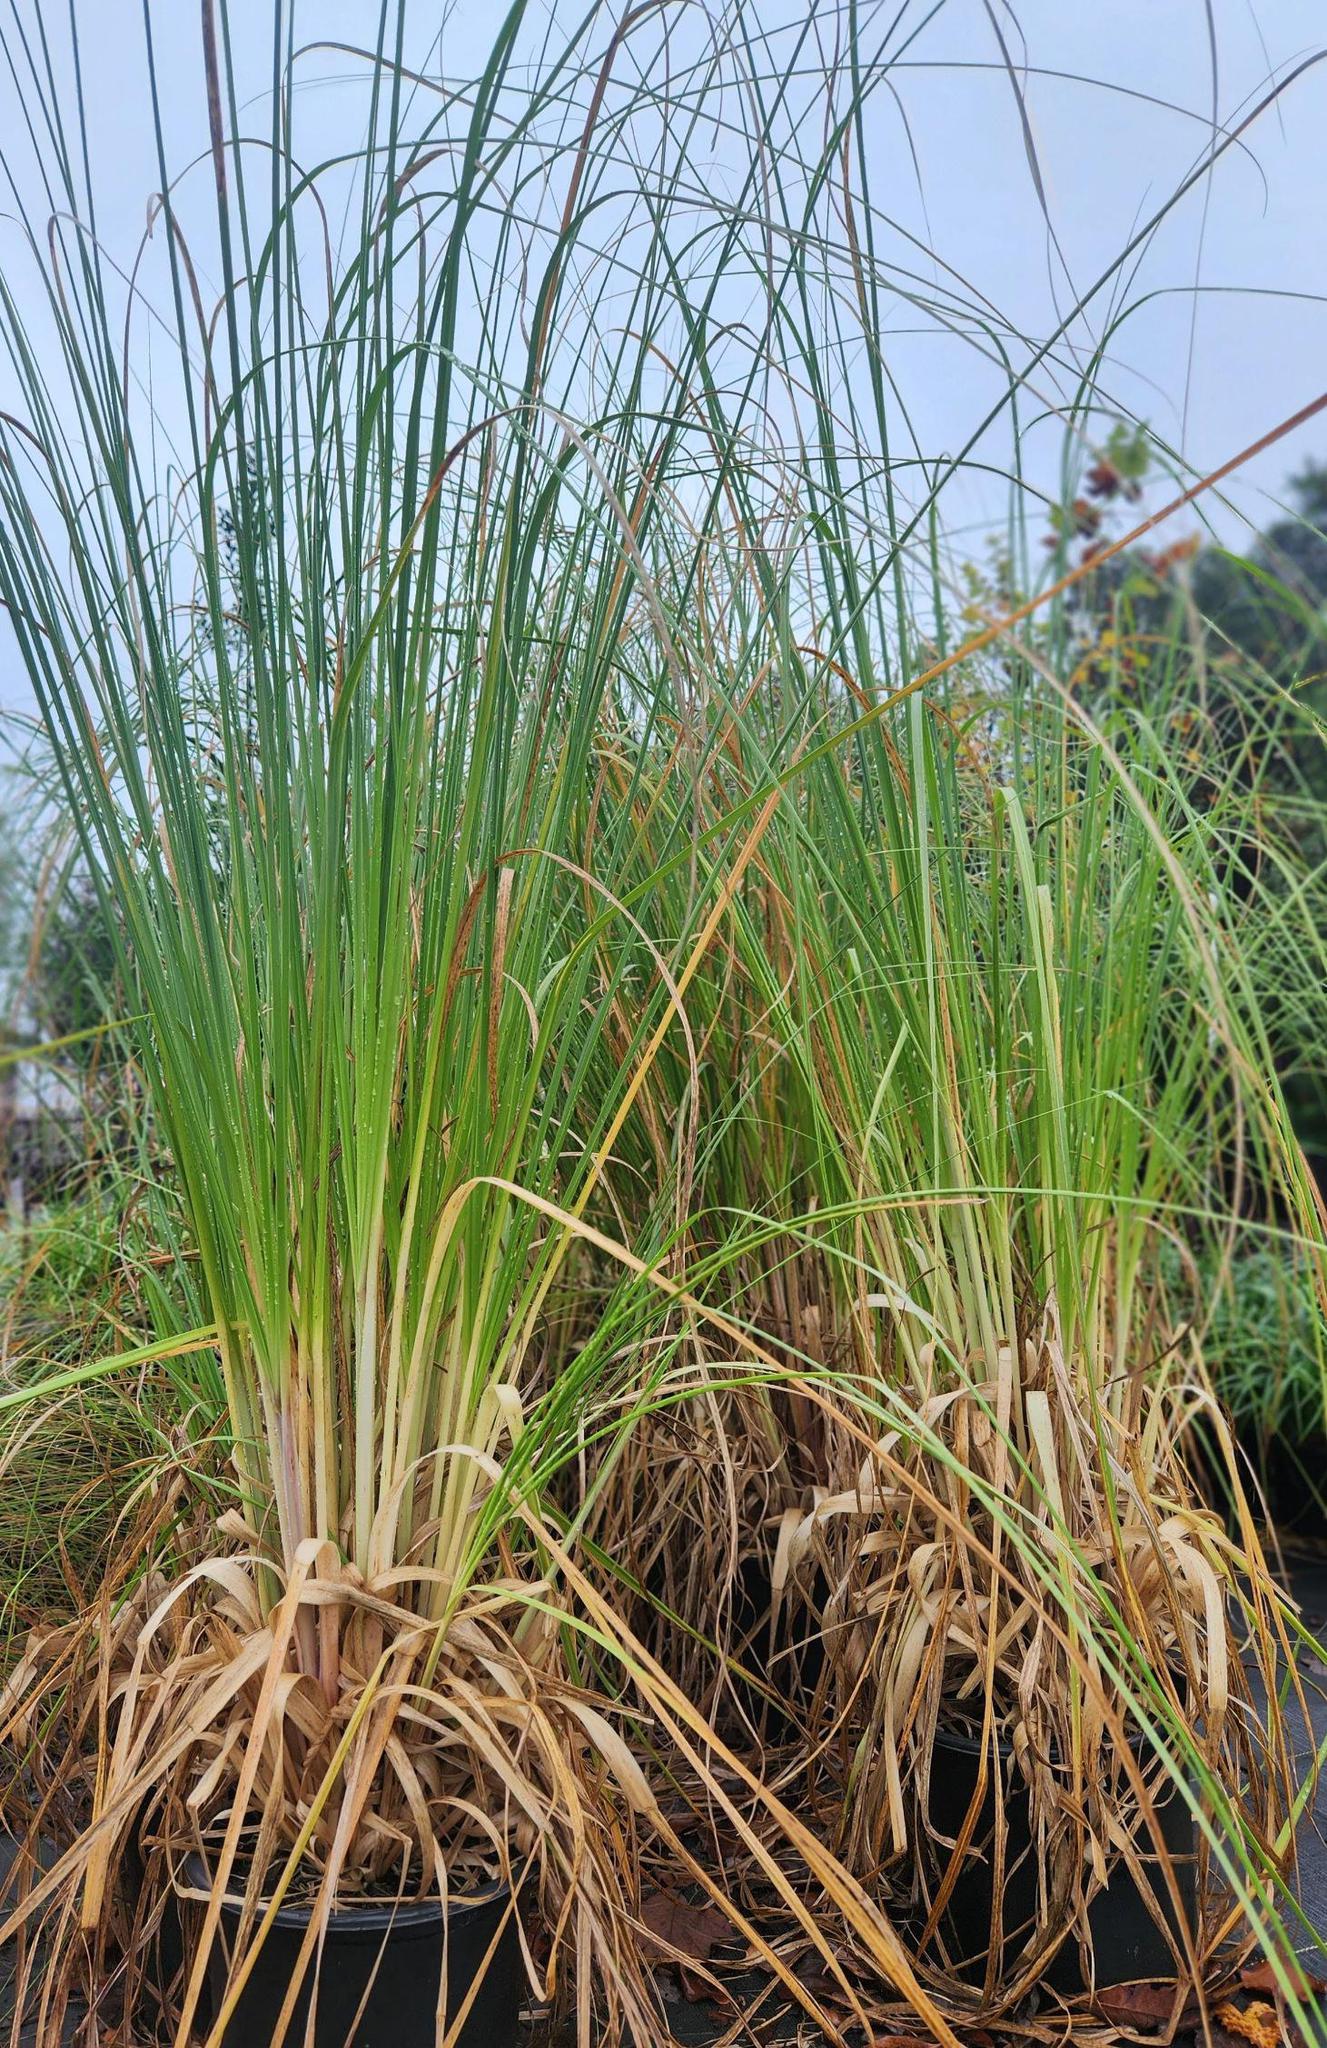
[3,1559,1326,2044]
[1278,1555,1327,1965]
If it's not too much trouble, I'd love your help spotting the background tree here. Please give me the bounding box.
[1063,450,1327,1186]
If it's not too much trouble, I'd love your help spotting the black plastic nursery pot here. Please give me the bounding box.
[723,1553,827,1740]
[181,1855,523,2048]
[1240,1429,1327,1541]
[1189,1405,1327,1544]
[921,1724,1196,1993]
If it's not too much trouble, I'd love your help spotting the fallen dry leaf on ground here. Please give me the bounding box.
[1214,1999,1282,2048]
[639,1889,739,1997]
[639,1890,733,1963]
[1094,1980,1200,2032]
[1240,1958,1327,2001]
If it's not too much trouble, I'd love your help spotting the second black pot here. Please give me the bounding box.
[920,1724,1196,1992]
[722,1554,827,1740]
[181,1856,523,2048]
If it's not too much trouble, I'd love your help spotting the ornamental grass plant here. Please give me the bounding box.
[0,4,983,2040]
[745,667,1321,1999]
[578,515,1327,2020]
[0,4,1324,2046]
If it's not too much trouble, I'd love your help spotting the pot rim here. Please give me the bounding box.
[178,1850,518,1936]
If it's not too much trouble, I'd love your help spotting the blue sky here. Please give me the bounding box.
[0,0,1324,718]
[879,1,1327,537]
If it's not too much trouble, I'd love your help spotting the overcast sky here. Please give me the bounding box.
[0,0,1324,721]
